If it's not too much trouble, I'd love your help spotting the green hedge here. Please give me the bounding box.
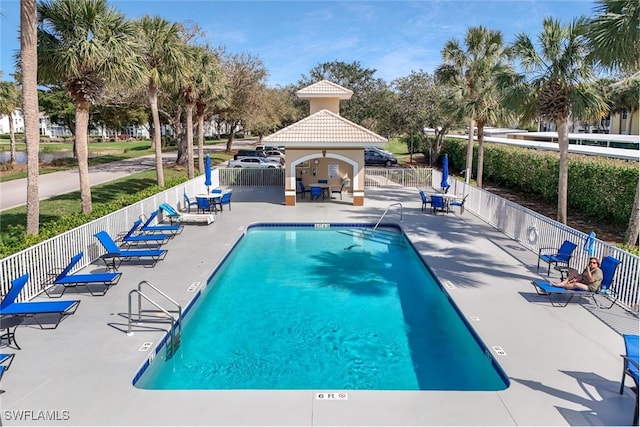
[0,176,188,258]
[441,138,638,226]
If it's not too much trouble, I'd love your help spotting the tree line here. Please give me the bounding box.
[4,0,638,244]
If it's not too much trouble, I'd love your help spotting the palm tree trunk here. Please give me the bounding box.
[9,117,17,165]
[148,83,165,187]
[476,121,485,188]
[185,103,195,179]
[556,117,570,224]
[197,112,205,173]
[75,102,92,214]
[624,183,639,246]
[465,119,474,183]
[21,0,39,234]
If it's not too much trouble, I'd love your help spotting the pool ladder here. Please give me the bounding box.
[372,203,403,235]
[128,281,182,360]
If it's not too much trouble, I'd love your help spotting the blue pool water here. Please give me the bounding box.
[134,224,508,390]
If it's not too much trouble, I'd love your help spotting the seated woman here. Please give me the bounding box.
[551,257,603,292]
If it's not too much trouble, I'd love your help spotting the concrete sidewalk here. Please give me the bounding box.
[0,139,256,212]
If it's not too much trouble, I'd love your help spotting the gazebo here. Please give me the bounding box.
[264,80,387,206]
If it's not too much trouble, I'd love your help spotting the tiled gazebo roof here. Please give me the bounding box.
[296,80,354,100]
[264,109,387,147]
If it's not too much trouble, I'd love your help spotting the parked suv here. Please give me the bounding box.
[364,149,397,167]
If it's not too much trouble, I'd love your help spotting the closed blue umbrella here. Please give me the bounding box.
[204,155,212,193]
[440,154,449,191]
[583,231,596,256]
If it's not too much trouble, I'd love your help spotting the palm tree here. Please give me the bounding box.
[0,78,22,165]
[191,47,225,174]
[587,0,640,246]
[21,0,40,234]
[587,0,639,74]
[435,26,512,188]
[508,17,608,224]
[37,0,143,214]
[136,15,188,187]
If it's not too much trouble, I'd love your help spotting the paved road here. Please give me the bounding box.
[0,139,257,211]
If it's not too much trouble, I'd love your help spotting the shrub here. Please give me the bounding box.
[441,138,638,226]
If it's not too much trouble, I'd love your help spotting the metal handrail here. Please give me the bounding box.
[373,203,403,235]
[136,280,182,322]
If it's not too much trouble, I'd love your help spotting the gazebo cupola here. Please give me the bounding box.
[296,80,354,115]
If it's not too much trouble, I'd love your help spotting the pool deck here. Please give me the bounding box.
[1,187,638,426]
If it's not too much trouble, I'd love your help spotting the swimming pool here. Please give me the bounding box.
[134,223,509,391]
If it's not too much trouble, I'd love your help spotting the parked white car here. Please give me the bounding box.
[228,157,282,169]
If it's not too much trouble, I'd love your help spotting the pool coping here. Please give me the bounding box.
[0,187,637,426]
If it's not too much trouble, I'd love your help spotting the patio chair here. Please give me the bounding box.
[318,179,328,184]
[1,273,80,329]
[183,193,198,213]
[297,181,311,199]
[119,219,171,247]
[619,334,639,425]
[140,210,183,236]
[43,252,122,297]
[449,195,468,214]
[419,191,431,211]
[530,255,622,308]
[215,192,232,212]
[332,182,347,200]
[431,195,446,214]
[0,353,15,382]
[537,240,577,276]
[94,231,168,271]
[158,203,215,225]
[310,186,323,200]
[196,196,215,214]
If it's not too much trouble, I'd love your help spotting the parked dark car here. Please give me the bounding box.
[364,149,397,166]
[233,150,266,160]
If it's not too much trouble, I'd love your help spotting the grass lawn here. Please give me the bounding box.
[0,139,228,182]
[0,167,188,242]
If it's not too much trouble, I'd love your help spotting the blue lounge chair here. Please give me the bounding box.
[0,353,15,382]
[537,240,577,276]
[531,255,622,307]
[1,274,80,329]
[419,191,431,211]
[94,231,167,271]
[140,210,183,235]
[620,334,639,425]
[119,219,171,247]
[43,252,121,297]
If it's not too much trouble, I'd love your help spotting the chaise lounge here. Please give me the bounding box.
[531,255,622,307]
[43,252,122,297]
[94,231,167,271]
[1,273,80,329]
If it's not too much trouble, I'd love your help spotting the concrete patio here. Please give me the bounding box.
[0,186,637,426]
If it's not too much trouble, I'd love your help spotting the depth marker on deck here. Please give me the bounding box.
[492,346,507,356]
[139,342,153,352]
[443,280,455,290]
[469,316,480,321]
[187,282,200,292]
[315,392,348,400]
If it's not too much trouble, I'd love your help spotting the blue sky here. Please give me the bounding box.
[0,0,598,87]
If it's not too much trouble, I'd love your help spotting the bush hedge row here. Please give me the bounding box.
[0,176,189,258]
[440,138,638,227]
